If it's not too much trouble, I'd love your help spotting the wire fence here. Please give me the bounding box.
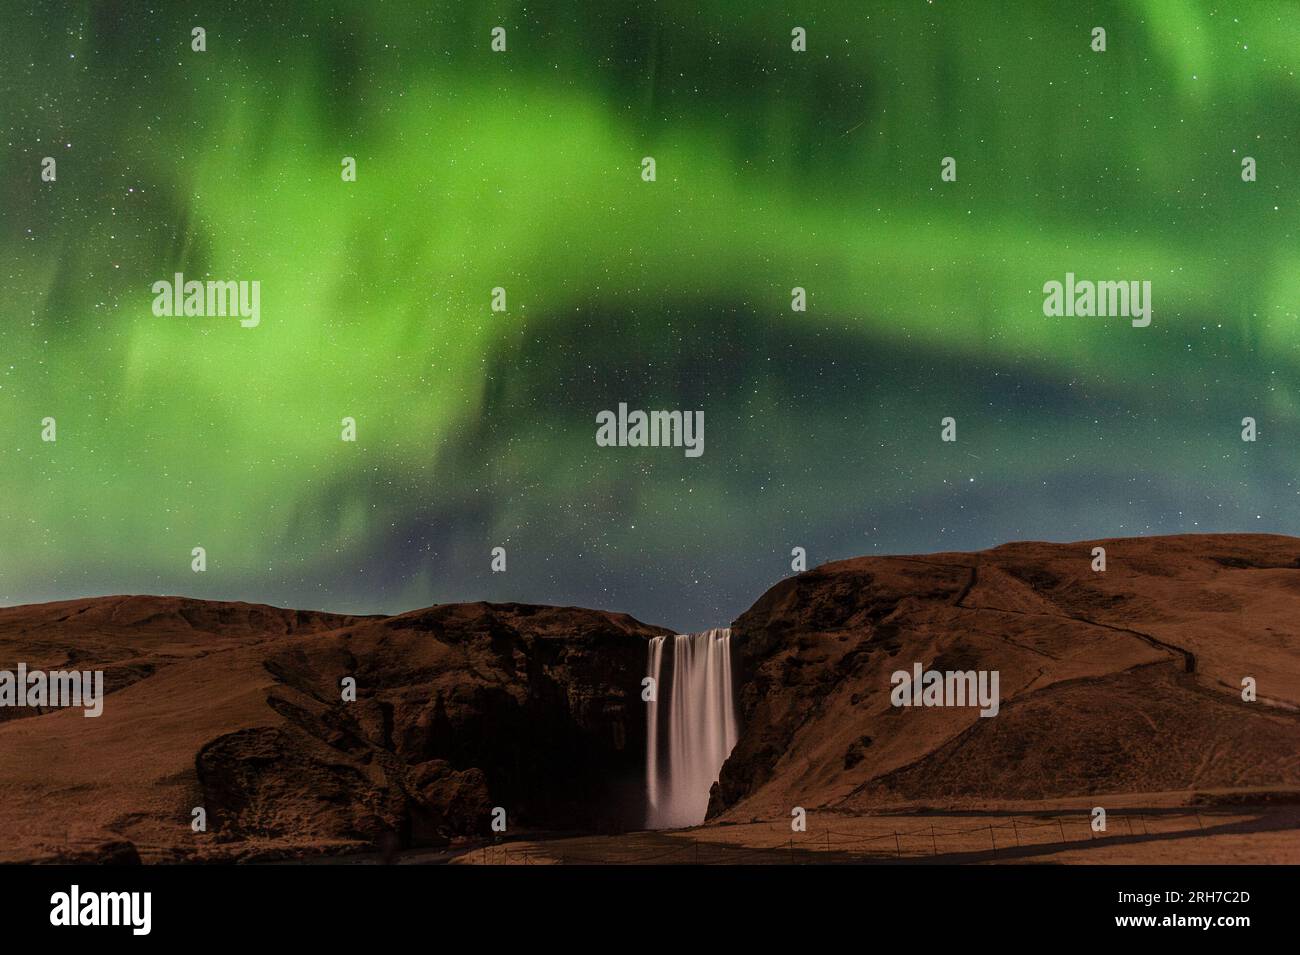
[464,810,1215,865]
[10,809,1218,865]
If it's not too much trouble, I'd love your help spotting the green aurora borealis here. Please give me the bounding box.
[3,1,1300,630]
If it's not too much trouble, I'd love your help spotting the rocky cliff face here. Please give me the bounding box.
[0,597,666,861]
[220,601,667,845]
[710,534,1300,820]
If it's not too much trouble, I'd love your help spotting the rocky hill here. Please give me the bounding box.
[712,534,1300,820]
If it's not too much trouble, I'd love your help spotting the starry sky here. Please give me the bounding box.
[2,1,1298,632]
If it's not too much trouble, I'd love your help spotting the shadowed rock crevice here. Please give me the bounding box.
[189,603,670,854]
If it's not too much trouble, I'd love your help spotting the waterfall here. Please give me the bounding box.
[644,629,738,829]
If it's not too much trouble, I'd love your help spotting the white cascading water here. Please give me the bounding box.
[644,629,738,829]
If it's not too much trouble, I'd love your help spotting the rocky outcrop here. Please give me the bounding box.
[209,602,667,846]
[0,597,667,862]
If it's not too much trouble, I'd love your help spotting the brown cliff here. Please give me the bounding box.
[712,534,1300,821]
[0,597,667,862]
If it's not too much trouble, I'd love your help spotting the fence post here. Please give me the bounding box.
[1011,818,1020,847]
[1057,818,1066,843]
[894,831,901,859]
[988,824,996,856]
[930,825,937,857]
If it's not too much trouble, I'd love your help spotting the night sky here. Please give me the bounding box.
[2,2,1298,632]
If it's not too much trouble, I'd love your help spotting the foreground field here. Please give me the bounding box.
[452,799,1300,865]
